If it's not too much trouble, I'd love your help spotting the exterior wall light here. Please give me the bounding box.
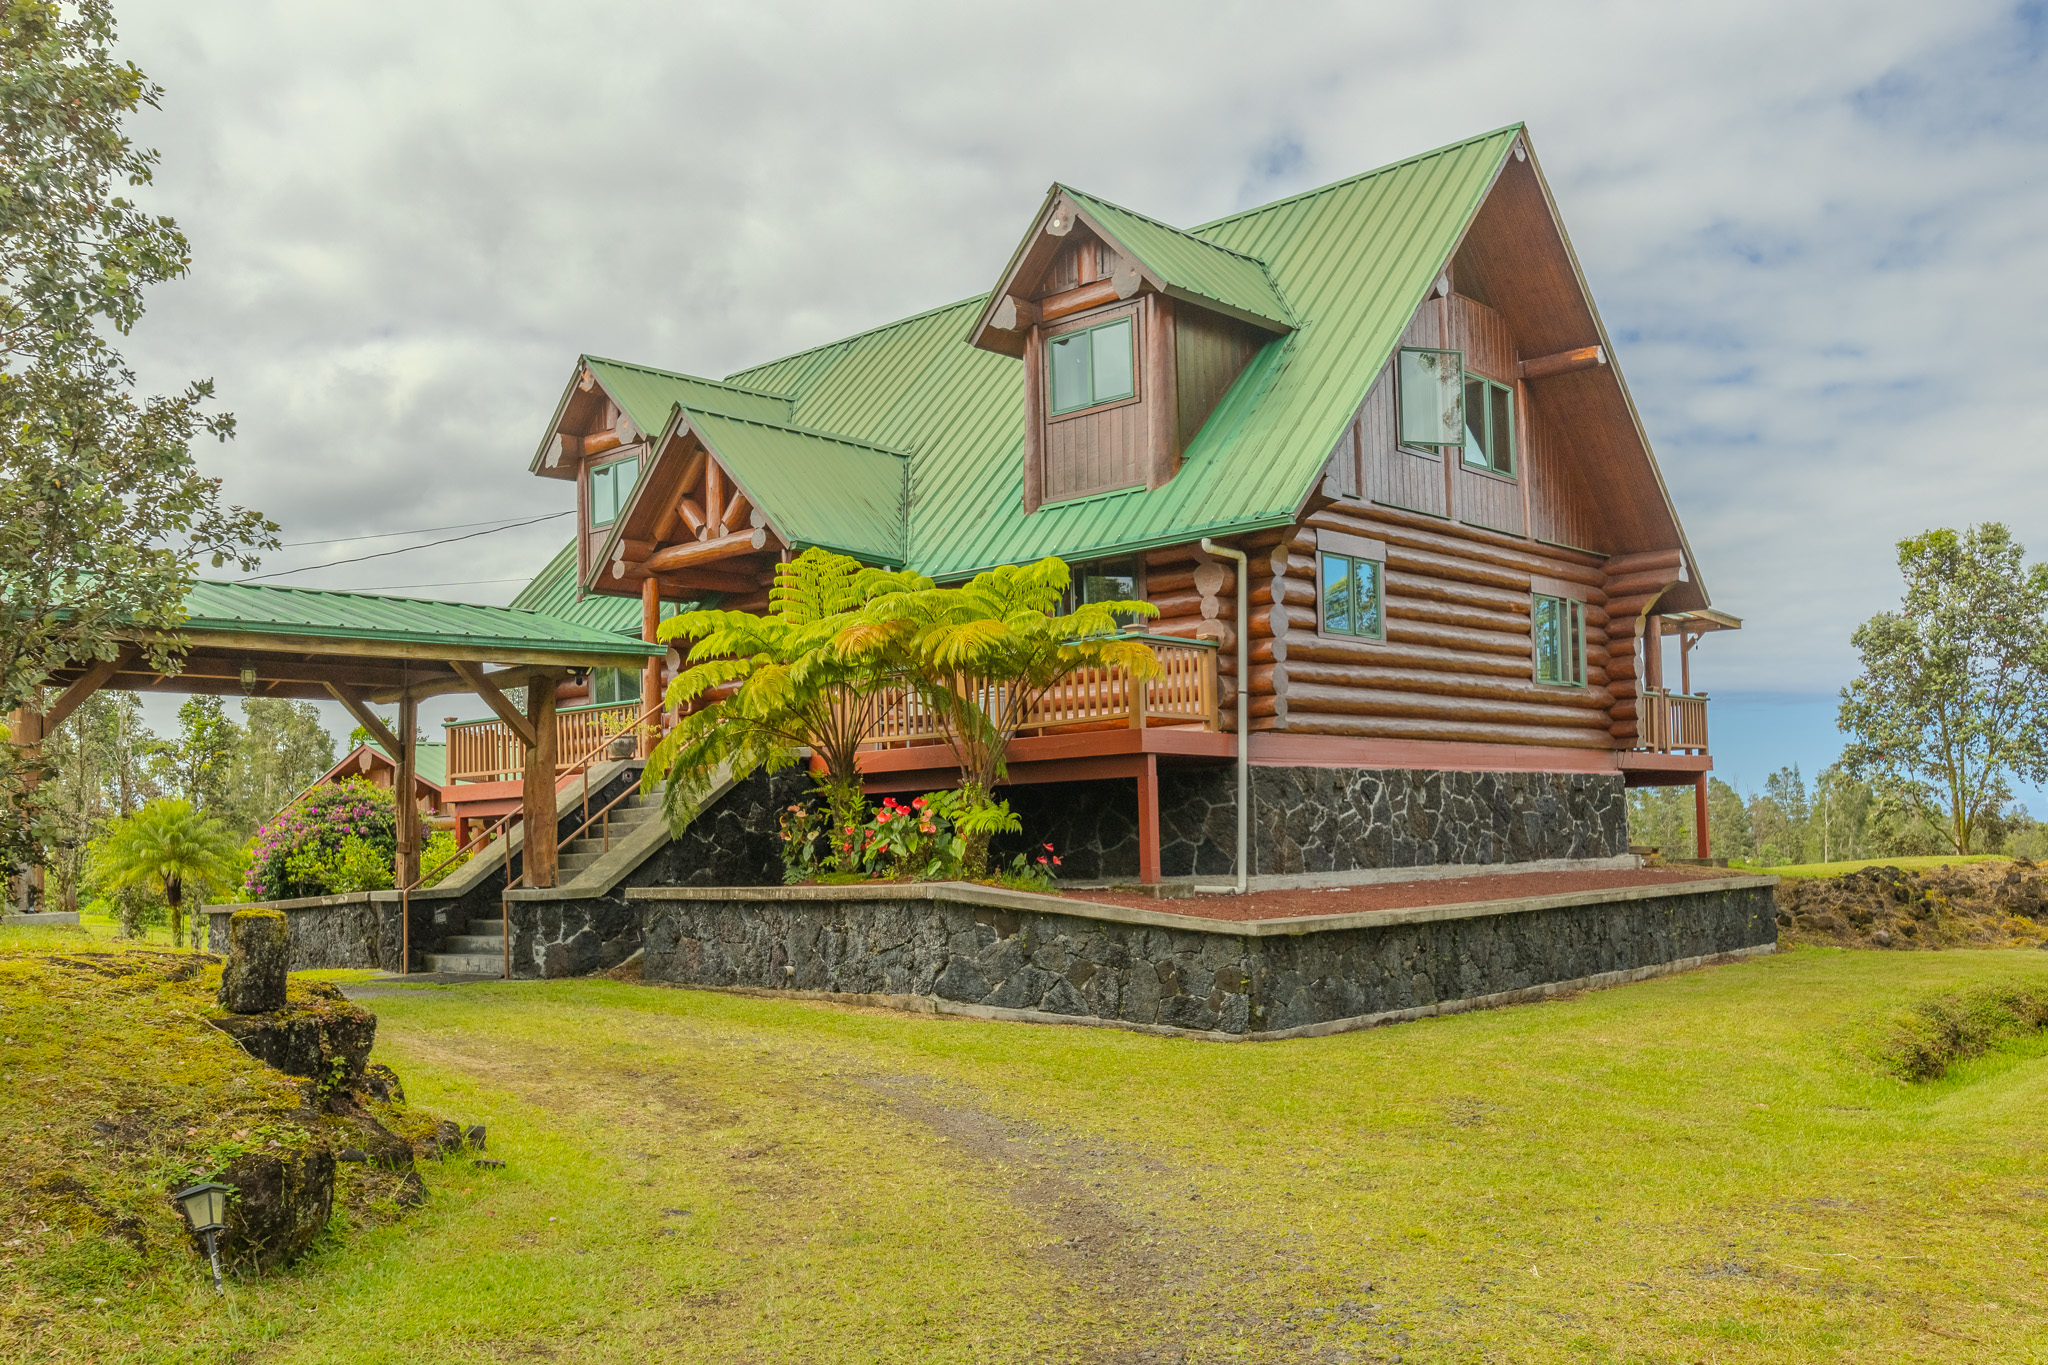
[171,1181,232,1294]
[239,665,258,694]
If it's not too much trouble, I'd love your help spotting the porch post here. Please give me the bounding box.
[522,676,559,888]
[7,704,41,912]
[1136,753,1161,885]
[1694,773,1710,861]
[394,693,421,889]
[640,576,662,758]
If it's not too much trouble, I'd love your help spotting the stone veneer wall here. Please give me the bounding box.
[996,767,1629,880]
[507,769,804,978]
[634,878,1776,1039]
[206,893,382,970]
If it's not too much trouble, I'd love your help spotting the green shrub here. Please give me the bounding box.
[1854,983,2048,1081]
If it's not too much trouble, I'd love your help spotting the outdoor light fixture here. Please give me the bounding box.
[171,1182,231,1294]
[238,664,258,695]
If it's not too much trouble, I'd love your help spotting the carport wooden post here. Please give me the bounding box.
[522,676,559,888]
[7,703,40,911]
[394,694,421,889]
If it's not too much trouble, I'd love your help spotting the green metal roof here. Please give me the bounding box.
[509,541,689,633]
[682,408,908,563]
[181,579,663,659]
[721,126,1520,579]
[583,356,791,436]
[1055,184,1293,331]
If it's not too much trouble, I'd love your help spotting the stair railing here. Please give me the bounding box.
[393,807,518,979]
[394,701,662,980]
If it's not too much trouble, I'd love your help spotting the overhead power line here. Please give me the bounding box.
[239,510,572,584]
[278,513,557,549]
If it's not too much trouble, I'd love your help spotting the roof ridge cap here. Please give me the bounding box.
[581,354,794,402]
[724,293,988,384]
[1056,183,1274,267]
[680,405,912,459]
[1189,122,1524,232]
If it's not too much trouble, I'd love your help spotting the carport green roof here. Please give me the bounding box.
[180,579,663,659]
[718,125,1521,579]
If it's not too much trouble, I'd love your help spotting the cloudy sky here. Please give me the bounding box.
[114,1,2046,793]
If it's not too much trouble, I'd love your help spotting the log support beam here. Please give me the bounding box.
[640,577,663,760]
[1136,753,1161,885]
[1695,772,1710,861]
[394,693,420,889]
[450,662,537,749]
[522,674,560,888]
[322,682,404,757]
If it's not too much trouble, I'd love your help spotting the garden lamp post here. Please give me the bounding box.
[172,1182,231,1293]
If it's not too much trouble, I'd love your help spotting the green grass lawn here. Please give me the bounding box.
[1741,854,2013,879]
[8,933,2048,1363]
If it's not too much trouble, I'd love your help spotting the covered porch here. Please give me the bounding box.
[11,581,663,908]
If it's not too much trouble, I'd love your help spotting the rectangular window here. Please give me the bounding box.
[588,454,638,527]
[1462,374,1514,475]
[1532,593,1585,686]
[1320,552,1384,640]
[1048,316,1137,416]
[1397,347,1465,448]
[590,667,640,706]
[1063,558,1143,625]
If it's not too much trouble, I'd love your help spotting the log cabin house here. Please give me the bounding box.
[486,124,1733,883]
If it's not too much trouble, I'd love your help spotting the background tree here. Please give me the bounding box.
[0,1,276,881]
[153,695,237,815]
[36,689,159,909]
[231,698,334,835]
[91,796,237,947]
[1838,524,2048,854]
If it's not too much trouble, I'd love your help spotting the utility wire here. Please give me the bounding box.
[279,513,557,549]
[239,510,572,583]
[351,576,532,593]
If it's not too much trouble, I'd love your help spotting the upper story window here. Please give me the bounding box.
[1532,593,1585,686]
[1048,316,1136,417]
[1397,347,1464,449]
[1463,375,1514,475]
[588,454,638,527]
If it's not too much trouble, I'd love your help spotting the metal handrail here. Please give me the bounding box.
[395,807,516,978]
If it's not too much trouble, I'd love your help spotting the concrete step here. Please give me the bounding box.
[441,933,504,953]
[420,952,505,975]
[559,852,603,874]
[467,917,510,937]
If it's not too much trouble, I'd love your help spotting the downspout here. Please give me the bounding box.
[1200,539,1250,894]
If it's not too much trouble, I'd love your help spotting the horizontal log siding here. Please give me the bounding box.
[1225,506,1622,749]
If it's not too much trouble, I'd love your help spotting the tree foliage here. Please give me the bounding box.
[243,776,395,901]
[646,548,929,859]
[1838,524,2048,855]
[0,1,277,868]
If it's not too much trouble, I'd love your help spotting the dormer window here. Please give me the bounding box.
[1048,315,1136,416]
[588,454,638,527]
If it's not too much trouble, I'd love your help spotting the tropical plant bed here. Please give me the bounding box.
[1072,863,1752,921]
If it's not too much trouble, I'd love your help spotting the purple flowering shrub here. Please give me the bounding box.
[244,777,398,900]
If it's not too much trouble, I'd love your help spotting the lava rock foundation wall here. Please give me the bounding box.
[997,767,1630,880]
[639,881,1775,1039]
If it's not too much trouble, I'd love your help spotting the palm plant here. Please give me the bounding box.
[840,557,1161,875]
[91,798,241,948]
[644,548,928,861]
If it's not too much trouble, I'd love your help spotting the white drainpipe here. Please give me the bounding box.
[1200,538,1250,894]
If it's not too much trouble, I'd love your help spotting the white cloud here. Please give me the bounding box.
[111,0,2047,710]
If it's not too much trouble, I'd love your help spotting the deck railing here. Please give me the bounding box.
[863,637,1219,748]
[1637,689,1709,754]
[445,701,640,783]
